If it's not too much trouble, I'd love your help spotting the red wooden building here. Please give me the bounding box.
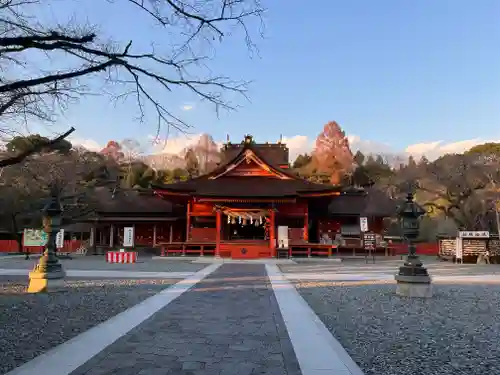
[152,135,368,258]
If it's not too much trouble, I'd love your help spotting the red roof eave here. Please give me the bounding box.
[153,189,192,197]
[195,197,297,203]
[298,191,341,198]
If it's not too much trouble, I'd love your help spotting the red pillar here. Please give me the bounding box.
[303,204,309,242]
[269,209,276,257]
[215,209,221,257]
[186,200,191,242]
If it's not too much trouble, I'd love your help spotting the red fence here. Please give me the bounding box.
[388,242,439,256]
[0,240,83,254]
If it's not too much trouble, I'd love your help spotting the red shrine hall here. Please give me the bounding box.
[152,135,370,259]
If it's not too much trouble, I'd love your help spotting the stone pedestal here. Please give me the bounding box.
[27,258,66,293]
[27,274,66,293]
[395,274,433,298]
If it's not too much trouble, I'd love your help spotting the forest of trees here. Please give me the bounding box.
[1,120,500,246]
[292,122,500,240]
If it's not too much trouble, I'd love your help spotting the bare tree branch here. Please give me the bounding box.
[0,0,264,142]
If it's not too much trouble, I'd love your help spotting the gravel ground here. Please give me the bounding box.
[0,278,176,375]
[296,281,500,375]
[0,257,207,272]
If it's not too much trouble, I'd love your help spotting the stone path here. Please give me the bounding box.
[281,259,500,282]
[5,263,364,375]
[70,264,302,375]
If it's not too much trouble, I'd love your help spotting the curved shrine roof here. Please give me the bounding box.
[153,135,341,199]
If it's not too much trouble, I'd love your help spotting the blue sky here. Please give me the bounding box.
[32,0,500,157]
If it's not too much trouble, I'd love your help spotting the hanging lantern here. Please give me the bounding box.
[250,216,253,224]
[227,215,231,224]
[259,216,263,224]
[254,219,259,227]
[238,216,242,224]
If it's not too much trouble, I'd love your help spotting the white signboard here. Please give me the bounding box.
[23,229,48,247]
[458,231,489,238]
[277,226,289,248]
[455,237,463,261]
[359,217,369,233]
[123,227,134,247]
[55,229,65,249]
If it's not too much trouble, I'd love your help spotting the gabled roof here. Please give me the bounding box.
[328,187,397,217]
[88,187,175,216]
[220,140,289,167]
[153,135,341,199]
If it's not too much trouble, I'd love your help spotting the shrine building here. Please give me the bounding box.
[149,134,387,258]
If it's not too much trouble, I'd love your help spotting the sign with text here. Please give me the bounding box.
[277,226,289,248]
[363,232,376,250]
[359,217,369,232]
[55,229,65,249]
[23,229,48,247]
[123,227,134,247]
[458,231,490,238]
[455,237,463,260]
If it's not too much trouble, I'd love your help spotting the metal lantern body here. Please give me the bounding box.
[397,192,426,241]
[394,191,432,297]
[27,192,66,292]
[33,195,65,277]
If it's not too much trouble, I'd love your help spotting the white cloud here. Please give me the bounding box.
[281,135,313,160]
[181,104,193,111]
[149,133,203,154]
[68,133,500,163]
[347,135,394,155]
[69,137,102,151]
[405,138,500,160]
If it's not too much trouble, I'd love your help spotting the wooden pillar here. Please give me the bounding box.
[90,223,97,255]
[109,224,114,248]
[269,209,276,257]
[186,200,191,242]
[215,209,221,257]
[153,224,157,247]
[169,224,173,243]
[303,204,309,242]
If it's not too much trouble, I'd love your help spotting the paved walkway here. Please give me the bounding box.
[73,264,301,375]
[6,264,363,375]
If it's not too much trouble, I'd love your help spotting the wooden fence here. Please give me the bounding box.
[0,240,84,254]
[386,242,439,256]
[439,238,500,258]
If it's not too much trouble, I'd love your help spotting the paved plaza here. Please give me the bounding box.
[1,256,500,375]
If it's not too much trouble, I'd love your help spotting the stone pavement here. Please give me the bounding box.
[70,264,302,375]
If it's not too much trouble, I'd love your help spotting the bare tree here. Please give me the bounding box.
[470,153,500,234]
[420,154,489,229]
[121,138,142,168]
[0,0,264,164]
[10,150,106,223]
[0,161,45,252]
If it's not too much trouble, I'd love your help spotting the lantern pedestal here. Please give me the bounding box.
[27,254,66,293]
[395,275,432,298]
[27,274,66,293]
[395,253,432,298]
